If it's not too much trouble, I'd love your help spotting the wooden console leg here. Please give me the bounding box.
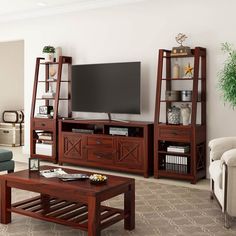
[124,181,135,230]
[88,196,100,236]
[0,179,11,224]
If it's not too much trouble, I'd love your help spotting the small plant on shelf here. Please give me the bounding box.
[42,46,55,53]
[218,42,236,108]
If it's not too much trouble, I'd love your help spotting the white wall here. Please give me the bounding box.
[0,0,235,173]
[0,40,24,121]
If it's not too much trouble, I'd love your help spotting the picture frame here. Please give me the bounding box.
[29,158,40,172]
[39,105,53,115]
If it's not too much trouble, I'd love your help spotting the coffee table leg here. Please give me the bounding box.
[41,194,51,214]
[124,182,135,230]
[0,179,11,224]
[88,196,100,236]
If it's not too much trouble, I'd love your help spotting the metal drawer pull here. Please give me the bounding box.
[95,152,104,158]
[41,123,46,127]
[96,140,102,144]
[172,132,178,135]
[3,131,9,133]
[94,152,112,158]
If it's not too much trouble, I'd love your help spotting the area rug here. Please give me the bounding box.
[0,180,235,236]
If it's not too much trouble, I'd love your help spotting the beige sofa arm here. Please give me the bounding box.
[221,148,236,167]
[209,137,236,161]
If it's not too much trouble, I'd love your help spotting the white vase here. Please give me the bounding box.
[55,47,62,62]
[44,53,54,62]
[173,63,180,78]
[181,104,191,125]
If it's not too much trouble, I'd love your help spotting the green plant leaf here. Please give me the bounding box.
[218,42,236,108]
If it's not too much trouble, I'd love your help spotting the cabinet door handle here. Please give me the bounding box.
[172,131,178,135]
[96,140,101,144]
[41,123,46,127]
[3,130,9,134]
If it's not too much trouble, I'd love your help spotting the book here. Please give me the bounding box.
[40,168,67,178]
[167,145,190,153]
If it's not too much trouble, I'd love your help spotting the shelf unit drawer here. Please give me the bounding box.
[33,119,55,130]
[87,136,114,148]
[158,127,191,141]
[87,148,115,164]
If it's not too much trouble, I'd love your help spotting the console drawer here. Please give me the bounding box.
[87,149,115,164]
[158,127,191,141]
[87,136,114,148]
[32,119,55,130]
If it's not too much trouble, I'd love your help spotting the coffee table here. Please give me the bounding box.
[0,166,135,236]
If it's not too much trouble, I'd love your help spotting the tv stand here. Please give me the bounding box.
[107,113,129,123]
[58,119,153,177]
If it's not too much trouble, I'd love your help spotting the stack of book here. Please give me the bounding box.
[165,155,188,173]
[35,114,52,118]
[37,132,52,142]
[167,145,190,153]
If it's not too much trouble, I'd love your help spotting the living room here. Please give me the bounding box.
[0,0,236,235]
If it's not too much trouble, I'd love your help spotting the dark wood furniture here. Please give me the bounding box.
[154,47,206,184]
[30,56,72,163]
[0,165,135,236]
[58,119,153,177]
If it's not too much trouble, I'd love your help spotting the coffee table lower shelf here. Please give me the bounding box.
[11,195,125,231]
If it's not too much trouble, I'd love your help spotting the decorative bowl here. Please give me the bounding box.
[89,174,107,184]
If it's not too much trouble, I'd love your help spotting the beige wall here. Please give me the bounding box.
[0,40,24,121]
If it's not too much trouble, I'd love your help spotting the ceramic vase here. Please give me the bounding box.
[44,53,54,62]
[181,104,191,125]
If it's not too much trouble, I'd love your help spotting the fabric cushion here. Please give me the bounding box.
[0,160,14,172]
[209,137,236,161]
[209,160,222,189]
[0,149,13,162]
[221,148,236,167]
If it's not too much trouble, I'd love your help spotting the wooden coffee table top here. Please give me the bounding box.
[1,165,135,198]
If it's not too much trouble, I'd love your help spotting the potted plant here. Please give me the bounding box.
[219,42,236,108]
[42,45,55,62]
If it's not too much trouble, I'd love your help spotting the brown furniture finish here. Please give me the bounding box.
[30,56,72,163]
[0,166,135,236]
[154,47,206,184]
[58,119,153,177]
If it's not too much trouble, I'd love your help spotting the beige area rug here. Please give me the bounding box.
[0,180,235,236]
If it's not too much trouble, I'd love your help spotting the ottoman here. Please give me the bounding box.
[0,149,14,173]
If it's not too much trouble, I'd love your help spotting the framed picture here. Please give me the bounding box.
[39,105,53,115]
[29,158,40,172]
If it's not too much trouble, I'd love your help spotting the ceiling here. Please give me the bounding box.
[0,0,143,22]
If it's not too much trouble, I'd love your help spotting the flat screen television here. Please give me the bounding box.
[72,62,140,114]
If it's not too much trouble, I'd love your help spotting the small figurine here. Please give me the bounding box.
[175,33,188,47]
[171,33,191,56]
[184,63,194,78]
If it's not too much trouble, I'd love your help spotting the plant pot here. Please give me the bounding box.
[44,53,54,62]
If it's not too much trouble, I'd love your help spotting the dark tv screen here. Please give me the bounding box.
[72,62,140,114]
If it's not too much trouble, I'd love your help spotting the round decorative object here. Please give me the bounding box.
[167,106,180,125]
[89,174,107,184]
[181,90,192,101]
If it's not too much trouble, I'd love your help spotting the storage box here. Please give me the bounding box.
[165,90,181,101]
[35,143,52,156]
[0,123,24,146]
[2,110,24,123]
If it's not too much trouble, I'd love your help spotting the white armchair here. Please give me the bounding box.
[209,137,236,228]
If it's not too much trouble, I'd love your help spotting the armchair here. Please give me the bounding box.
[209,137,236,228]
